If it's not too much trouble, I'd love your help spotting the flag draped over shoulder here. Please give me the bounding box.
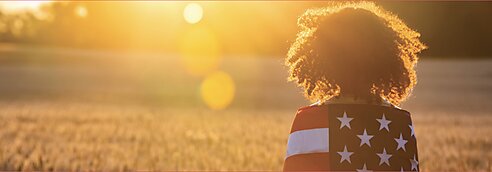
[283,104,419,172]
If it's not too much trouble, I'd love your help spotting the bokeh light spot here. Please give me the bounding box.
[200,71,235,110]
[183,3,203,24]
[74,5,88,18]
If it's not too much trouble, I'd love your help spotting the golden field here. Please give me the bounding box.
[1,103,492,171]
[0,47,491,171]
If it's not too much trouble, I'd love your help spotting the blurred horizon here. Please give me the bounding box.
[0,1,491,111]
[0,1,492,58]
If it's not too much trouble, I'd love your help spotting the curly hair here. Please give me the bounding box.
[286,1,426,106]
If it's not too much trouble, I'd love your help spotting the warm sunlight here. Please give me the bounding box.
[200,71,235,110]
[74,5,88,18]
[0,1,52,20]
[0,1,50,13]
[183,3,203,24]
[0,1,490,171]
[179,26,221,76]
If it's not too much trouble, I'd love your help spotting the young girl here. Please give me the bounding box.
[283,2,426,171]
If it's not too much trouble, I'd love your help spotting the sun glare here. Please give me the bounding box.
[74,5,88,18]
[179,27,221,76]
[0,1,50,13]
[183,3,203,24]
[200,71,235,110]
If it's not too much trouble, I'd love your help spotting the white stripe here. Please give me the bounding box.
[286,128,329,158]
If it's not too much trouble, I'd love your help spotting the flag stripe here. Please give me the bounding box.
[283,152,330,171]
[286,128,329,158]
[290,106,329,133]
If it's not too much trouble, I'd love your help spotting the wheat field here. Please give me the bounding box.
[0,47,491,171]
[1,103,492,171]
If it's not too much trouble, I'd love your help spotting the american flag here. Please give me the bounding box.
[283,104,419,171]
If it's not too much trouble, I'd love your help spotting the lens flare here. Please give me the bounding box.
[183,3,203,24]
[179,27,221,76]
[74,5,88,18]
[200,71,235,110]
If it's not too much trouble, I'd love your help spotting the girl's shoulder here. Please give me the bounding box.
[291,102,413,135]
[295,101,411,119]
[297,100,324,111]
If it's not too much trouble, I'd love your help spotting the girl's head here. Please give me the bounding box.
[286,2,426,106]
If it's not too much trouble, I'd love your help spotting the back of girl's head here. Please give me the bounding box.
[286,1,426,106]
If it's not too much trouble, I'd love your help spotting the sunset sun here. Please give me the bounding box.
[183,3,203,24]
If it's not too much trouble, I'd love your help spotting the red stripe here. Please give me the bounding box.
[290,105,329,133]
[283,152,330,171]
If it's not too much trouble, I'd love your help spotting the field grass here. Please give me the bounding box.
[0,46,491,171]
[1,103,492,171]
[0,103,290,171]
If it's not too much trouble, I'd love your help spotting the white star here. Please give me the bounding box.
[357,129,374,147]
[377,148,392,166]
[337,145,354,163]
[409,124,415,137]
[337,111,353,129]
[376,114,392,131]
[411,154,419,171]
[395,133,408,151]
[356,163,372,172]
